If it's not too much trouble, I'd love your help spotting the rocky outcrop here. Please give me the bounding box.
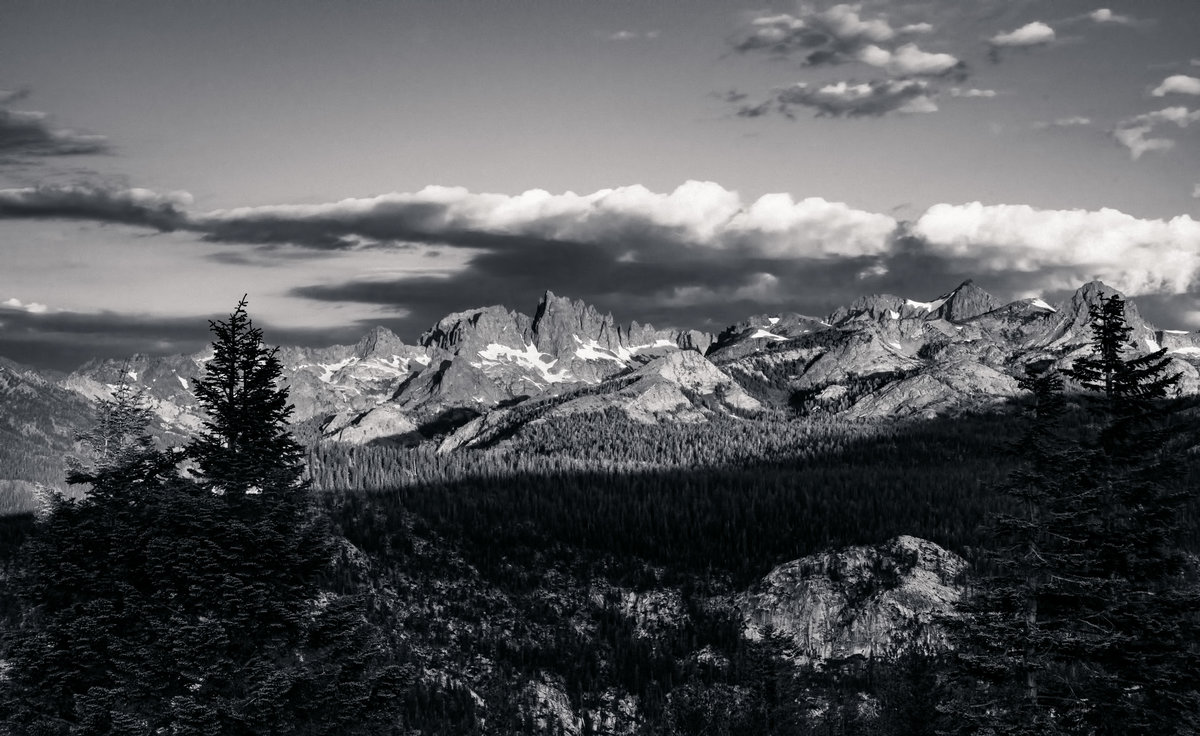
[735,535,966,664]
[841,361,1020,420]
[323,404,419,445]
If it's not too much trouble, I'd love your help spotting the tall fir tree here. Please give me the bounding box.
[946,293,1200,735]
[188,296,303,496]
[2,300,407,735]
[1062,293,1199,735]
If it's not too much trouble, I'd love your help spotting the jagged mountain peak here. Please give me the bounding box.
[1039,280,1158,350]
[353,325,408,359]
[530,290,618,351]
[929,280,1000,322]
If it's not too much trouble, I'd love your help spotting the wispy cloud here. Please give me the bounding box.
[1113,106,1200,159]
[1152,75,1200,97]
[0,89,109,158]
[606,30,659,41]
[949,87,997,98]
[1088,8,1138,26]
[1034,116,1092,129]
[741,79,938,119]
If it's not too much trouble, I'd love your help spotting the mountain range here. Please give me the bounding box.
[5,279,1200,464]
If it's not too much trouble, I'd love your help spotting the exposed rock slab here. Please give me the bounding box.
[735,535,966,663]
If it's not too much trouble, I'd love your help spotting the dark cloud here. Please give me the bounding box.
[751,79,938,118]
[0,303,373,372]
[0,185,189,230]
[0,307,212,371]
[0,92,110,158]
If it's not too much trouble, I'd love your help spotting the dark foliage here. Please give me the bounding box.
[0,301,408,735]
[947,294,1200,735]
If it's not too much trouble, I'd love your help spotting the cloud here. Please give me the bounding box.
[857,42,963,77]
[744,79,938,118]
[10,180,1200,359]
[291,199,1200,348]
[607,30,659,41]
[949,87,997,98]
[989,21,1055,48]
[732,5,895,64]
[899,23,934,34]
[0,180,898,261]
[1193,183,1200,199]
[912,202,1200,294]
[0,301,367,372]
[1152,75,1200,97]
[1113,106,1200,159]
[1088,8,1136,25]
[0,185,191,230]
[2,297,49,314]
[0,93,109,158]
[1034,116,1091,128]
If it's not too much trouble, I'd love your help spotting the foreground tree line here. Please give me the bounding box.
[0,295,1197,734]
[0,300,408,734]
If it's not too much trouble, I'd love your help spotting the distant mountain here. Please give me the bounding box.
[0,357,96,509]
[4,279,1200,468]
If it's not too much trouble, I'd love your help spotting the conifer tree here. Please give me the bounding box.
[946,293,1200,735]
[942,365,1088,735]
[2,300,407,735]
[1062,293,1199,735]
[188,296,303,495]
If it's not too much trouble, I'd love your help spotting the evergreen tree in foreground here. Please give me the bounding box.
[945,293,1200,735]
[2,299,405,735]
[188,296,304,495]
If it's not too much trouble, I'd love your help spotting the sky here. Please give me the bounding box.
[2,0,1199,370]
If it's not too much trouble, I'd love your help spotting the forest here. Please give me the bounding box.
[1,295,1198,735]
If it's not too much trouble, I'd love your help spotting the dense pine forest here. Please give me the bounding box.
[2,296,1199,734]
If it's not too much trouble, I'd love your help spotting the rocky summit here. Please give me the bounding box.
[17,279,1200,448]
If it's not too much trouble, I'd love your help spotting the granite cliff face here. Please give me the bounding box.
[735,536,967,664]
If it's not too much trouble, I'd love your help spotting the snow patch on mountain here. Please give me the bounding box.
[749,329,786,341]
[1029,298,1056,312]
[475,342,572,384]
[905,297,947,312]
[319,357,358,383]
[573,336,628,365]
